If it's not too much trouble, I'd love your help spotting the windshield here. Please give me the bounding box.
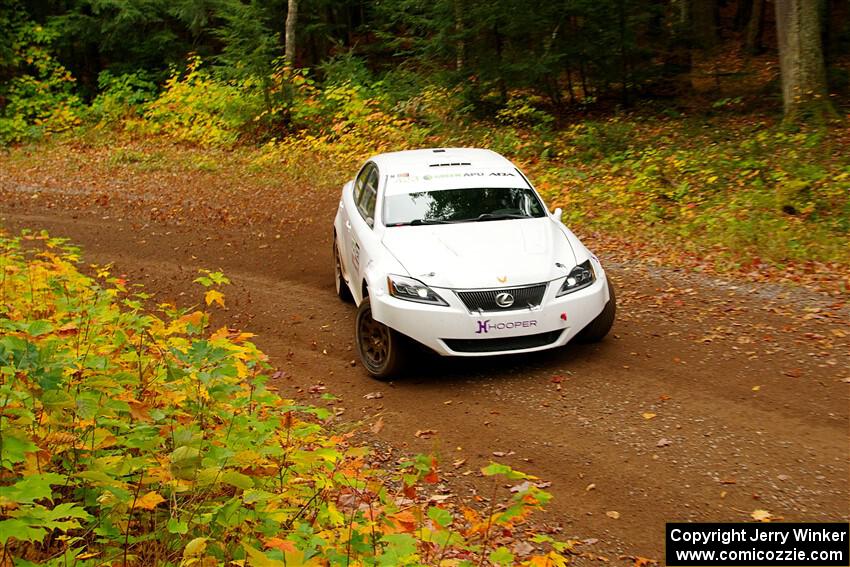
[384,187,546,226]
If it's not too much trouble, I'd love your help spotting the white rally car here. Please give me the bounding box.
[333,148,615,379]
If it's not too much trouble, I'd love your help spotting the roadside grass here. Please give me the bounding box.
[0,230,572,565]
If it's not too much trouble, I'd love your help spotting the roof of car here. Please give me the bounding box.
[371,148,514,176]
[370,148,528,195]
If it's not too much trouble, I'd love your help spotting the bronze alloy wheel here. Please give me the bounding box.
[358,308,390,368]
[354,297,406,379]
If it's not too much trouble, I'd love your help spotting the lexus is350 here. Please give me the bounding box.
[333,148,616,379]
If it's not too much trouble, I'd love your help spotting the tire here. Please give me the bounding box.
[355,297,407,379]
[333,235,353,303]
[576,276,616,343]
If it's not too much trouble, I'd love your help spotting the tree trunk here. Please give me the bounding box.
[494,24,507,104]
[285,0,298,64]
[775,0,834,122]
[735,0,754,30]
[691,0,718,48]
[454,0,465,72]
[745,0,765,54]
[618,0,630,106]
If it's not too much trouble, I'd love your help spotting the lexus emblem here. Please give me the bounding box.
[495,292,515,308]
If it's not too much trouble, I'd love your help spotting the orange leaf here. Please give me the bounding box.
[135,491,165,510]
[264,537,297,553]
[389,510,417,533]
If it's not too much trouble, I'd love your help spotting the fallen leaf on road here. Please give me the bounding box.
[656,438,672,447]
[452,458,466,468]
[415,429,437,438]
[642,412,657,420]
[363,392,383,399]
[751,509,773,522]
[586,483,596,491]
[606,510,620,519]
[659,394,671,401]
[371,417,384,434]
[752,385,761,392]
[619,555,658,567]
[492,451,515,457]
[513,541,535,556]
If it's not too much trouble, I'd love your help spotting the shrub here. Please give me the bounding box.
[133,57,266,146]
[0,23,82,144]
[0,231,573,565]
[88,71,158,124]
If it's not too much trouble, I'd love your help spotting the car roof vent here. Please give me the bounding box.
[428,162,471,167]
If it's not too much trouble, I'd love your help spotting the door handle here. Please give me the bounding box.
[345,220,351,230]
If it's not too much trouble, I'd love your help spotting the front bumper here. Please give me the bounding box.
[369,272,611,357]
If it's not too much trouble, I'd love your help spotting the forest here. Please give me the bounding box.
[2,0,848,131]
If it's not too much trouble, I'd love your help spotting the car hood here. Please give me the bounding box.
[381,218,577,289]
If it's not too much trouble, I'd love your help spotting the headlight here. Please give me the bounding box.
[556,260,595,297]
[387,275,448,306]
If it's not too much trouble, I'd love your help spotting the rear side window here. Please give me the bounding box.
[353,162,374,206]
[357,164,379,225]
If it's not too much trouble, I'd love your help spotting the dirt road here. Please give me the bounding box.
[1,154,848,563]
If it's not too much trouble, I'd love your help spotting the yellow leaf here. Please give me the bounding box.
[642,412,657,420]
[606,510,620,519]
[135,491,166,510]
[751,385,761,392]
[205,289,225,308]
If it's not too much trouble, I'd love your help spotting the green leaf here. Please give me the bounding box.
[489,546,515,565]
[170,446,202,480]
[481,462,529,480]
[167,517,188,534]
[25,320,54,337]
[221,470,254,490]
[427,506,452,528]
[380,533,418,565]
[0,430,38,469]
[0,519,46,544]
[0,473,65,504]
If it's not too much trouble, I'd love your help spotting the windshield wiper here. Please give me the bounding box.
[474,213,531,221]
[392,219,452,226]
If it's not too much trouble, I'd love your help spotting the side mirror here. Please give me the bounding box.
[366,217,374,228]
[551,207,562,221]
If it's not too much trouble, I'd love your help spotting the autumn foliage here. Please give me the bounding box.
[0,231,572,565]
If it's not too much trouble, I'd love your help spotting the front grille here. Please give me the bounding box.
[455,284,547,312]
[443,330,563,353]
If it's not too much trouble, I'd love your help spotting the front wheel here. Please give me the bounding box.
[576,277,616,343]
[355,297,406,379]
